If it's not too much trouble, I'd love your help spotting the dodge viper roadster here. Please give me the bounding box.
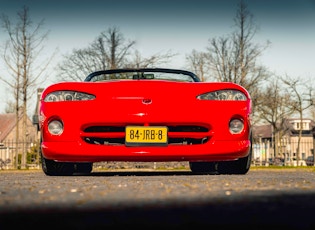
[38,68,252,176]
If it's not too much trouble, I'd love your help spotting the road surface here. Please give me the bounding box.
[0,168,315,229]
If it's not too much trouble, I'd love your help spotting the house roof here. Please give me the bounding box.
[252,119,315,139]
[0,113,19,142]
[252,124,272,139]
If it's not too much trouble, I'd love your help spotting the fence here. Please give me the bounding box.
[252,139,314,166]
[0,140,40,170]
[1,139,314,170]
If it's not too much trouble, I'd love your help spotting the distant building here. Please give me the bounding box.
[252,118,315,165]
[32,88,44,132]
[0,112,39,169]
[0,113,38,144]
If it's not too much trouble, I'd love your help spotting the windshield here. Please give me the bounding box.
[84,68,200,82]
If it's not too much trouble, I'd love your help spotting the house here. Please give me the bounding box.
[0,113,38,143]
[0,112,38,169]
[252,118,315,165]
[32,88,44,132]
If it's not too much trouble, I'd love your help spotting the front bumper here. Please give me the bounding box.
[41,140,251,162]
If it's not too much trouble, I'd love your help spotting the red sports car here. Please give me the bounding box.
[38,68,252,176]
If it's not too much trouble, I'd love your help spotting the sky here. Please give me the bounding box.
[0,0,315,114]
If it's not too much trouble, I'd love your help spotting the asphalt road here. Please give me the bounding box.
[1,168,315,229]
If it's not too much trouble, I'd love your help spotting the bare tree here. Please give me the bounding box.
[126,50,177,69]
[56,47,102,81]
[57,26,178,82]
[205,0,270,114]
[57,27,136,81]
[255,78,295,158]
[0,6,55,168]
[282,74,314,164]
[185,49,208,81]
[99,27,136,69]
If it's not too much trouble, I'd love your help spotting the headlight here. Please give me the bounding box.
[197,90,247,101]
[229,119,244,134]
[48,120,64,135]
[44,91,95,102]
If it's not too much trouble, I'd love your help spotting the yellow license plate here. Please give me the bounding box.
[125,126,168,146]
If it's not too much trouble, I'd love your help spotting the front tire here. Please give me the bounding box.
[40,142,75,176]
[189,162,217,174]
[217,135,253,175]
[190,134,253,175]
[75,163,93,174]
[216,154,251,174]
[41,154,75,176]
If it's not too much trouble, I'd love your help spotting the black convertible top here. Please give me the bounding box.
[84,68,201,82]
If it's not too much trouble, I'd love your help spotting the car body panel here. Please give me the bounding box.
[39,68,252,168]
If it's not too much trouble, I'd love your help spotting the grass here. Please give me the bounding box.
[250,165,315,172]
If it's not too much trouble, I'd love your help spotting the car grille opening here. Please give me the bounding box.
[82,125,211,146]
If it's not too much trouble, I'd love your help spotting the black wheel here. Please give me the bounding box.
[217,156,250,174]
[217,135,253,175]
[189,162,217,173]
[41,155,75,176]
[39,140,75,176]
[75,163,93,174]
